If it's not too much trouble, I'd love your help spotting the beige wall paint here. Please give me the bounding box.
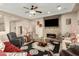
[0,13,11,41]
[0,11,32,41]
[60,12,78,35]
[15,20,33,36]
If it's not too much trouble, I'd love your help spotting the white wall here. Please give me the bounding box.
[76,11,79,33]
[60,12,78,35]
[0,11,33,42]
[14,20,33,36]
[0,13,11,41]
[34,18,44,37]
[10,21,16,32]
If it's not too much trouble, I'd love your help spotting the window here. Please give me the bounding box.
[0,15,5,31]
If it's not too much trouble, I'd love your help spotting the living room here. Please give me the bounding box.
[0,3,79,56]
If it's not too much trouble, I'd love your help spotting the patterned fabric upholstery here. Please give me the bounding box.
[29,49,39,55]
[4,42,22,52]
[0,40,5,51]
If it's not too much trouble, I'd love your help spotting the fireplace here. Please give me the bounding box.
[47,34,56,38]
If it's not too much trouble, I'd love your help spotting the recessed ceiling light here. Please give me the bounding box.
[57,5,62,10]
[47,11,50,14]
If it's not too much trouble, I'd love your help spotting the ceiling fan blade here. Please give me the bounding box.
[33,7,38,9]
[31,8,33,10]
[36,11,42,13]
[25,11,29,13]
[31,5,34,10]
[23,7,30,10]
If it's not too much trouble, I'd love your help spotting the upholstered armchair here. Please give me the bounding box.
[7,32,24,48]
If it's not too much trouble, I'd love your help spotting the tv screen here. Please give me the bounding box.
[44,18,59,27]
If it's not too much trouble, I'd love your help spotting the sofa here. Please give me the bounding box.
[60,45,79,56]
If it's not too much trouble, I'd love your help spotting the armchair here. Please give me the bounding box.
[7,32,24,48]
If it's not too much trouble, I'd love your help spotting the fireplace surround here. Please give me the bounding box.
[47,34,56,38]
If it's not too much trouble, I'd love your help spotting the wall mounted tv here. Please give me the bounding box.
[44,18,59,27]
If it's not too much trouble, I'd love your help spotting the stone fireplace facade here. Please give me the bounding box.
[44,27,60,38]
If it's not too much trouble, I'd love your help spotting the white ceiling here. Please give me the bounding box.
[0,3,75,19]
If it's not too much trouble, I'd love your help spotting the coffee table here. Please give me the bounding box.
[32,42,54,52]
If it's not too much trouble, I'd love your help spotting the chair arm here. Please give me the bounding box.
[17,37,24,43]
[18,38,24,46]
[10,39,22,48]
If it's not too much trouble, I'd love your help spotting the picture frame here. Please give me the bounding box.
[66,18,71,25]
[19,26,22,35]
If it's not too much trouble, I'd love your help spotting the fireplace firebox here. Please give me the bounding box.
[47,34,56,38]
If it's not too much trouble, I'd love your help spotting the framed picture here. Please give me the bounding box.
[66,18,71,25]
[19,26,22,35]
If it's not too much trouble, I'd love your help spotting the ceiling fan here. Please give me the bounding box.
[23,5,42,15]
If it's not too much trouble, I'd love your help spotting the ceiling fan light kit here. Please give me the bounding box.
[24,5,42,15]
[57,5,62,10]
[29,10,36,14]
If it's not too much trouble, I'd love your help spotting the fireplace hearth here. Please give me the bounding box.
[47,34,56,38]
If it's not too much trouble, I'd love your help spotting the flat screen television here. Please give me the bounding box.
[44,18,59,27]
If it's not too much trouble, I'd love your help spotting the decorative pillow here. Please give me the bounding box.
[0,40,5,52]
